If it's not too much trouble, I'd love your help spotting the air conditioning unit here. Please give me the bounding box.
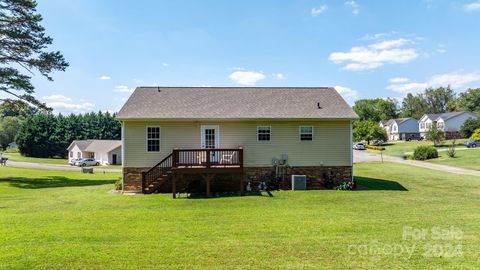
[291,175,307,190]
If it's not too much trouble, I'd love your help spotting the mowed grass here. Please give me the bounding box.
[373,139,467,157]
[0,153,121,170]
[1,152,68,165]
[427,148,480,171]
[0,164,479,269]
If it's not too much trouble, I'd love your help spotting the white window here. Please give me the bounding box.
[392,125,397,132]
[299,126,313,141]
[147,127,160,152]
[69,151,73,158]
[437,122,444,129]
[420,122,425,129]
[426,122,432,129]
[257,126,271,141]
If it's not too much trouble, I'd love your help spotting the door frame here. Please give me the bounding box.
[200,125,220,149]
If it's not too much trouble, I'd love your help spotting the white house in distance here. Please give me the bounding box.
[418,111,478,138]
[379,118,419,141]
[67,140,122,165]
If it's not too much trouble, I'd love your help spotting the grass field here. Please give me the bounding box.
[0,153,121,170]
[1,152,68,165]
[0,164,479,269]
[371,139,467,157]
[427,148,480,171]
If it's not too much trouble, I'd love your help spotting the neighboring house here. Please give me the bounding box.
[379,118,419,141]
[67,140,122,165]
[117,87,358,194]
[418,111,478,138]
[7,142,17,149]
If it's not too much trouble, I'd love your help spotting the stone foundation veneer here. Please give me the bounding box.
[123,166,352,193]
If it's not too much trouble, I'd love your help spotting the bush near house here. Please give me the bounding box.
[413,145,439,160]
[365,145,385,151]
[470,128,480,140]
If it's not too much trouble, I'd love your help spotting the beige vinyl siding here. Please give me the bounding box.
[123,120,352,168]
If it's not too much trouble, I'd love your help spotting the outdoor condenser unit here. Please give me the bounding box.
[291,175,307,190]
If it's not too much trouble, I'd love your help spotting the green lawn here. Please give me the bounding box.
[0,153,121,170]
[0,164,479,269]
[1,152,68,165]
[372,139,467,157]
[427,148,480,171]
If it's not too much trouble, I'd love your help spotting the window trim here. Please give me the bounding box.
[146,126,161,152]
[257,125,271,142]
[299,126,314,141]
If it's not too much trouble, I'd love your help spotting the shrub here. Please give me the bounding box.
[446,140,457,158]
[365,145,385,151]
[425,126,445,146]
[115,177,123,190]
[413,145,439,160]
[470,128,480,140]
[335,181,356,190]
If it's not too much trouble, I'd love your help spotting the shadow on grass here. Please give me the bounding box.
[354,176,408,191]
[0,176,115,189]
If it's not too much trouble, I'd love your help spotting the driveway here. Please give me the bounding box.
[353,150,480,177]
[5,160,122,173]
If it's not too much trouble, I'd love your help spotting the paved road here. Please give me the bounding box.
[4,160,122,173]
[353,150,480,177]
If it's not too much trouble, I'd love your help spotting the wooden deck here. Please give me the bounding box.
[142,148,244,196]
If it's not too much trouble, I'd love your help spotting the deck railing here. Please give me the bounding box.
[172,148,243,168]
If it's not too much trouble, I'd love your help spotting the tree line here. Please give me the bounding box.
[0,100,121,158]
[352,87,480,143]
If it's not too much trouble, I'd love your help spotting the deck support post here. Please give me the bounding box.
[240,172,245,196]
[172,174,176,199]
[201,173,214,197]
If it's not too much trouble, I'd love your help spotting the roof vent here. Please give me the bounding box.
[317,102,322,109]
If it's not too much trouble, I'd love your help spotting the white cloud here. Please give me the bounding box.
[162,63,169,67]
[273,73,286,80]
[389,77,410,83]
[464,2,480,11]
[361,31,397,41]
[99,75,111,80]
[311,5,328,16]
[345,1,360,15]
[47,102,95,113]
[386,71,480,94]
[229,71,266,86]
[334,85,359,104]
[114,85,134,93]
[329,38,419,71]
[42,94,72,102]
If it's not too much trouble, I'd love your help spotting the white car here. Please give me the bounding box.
[75,158,100,167]
[353,143,366,150]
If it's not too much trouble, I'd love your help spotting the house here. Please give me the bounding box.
[117,87,358,195]
[7,142,17,149]
[379,118,419,141]
[67,140,122,165]
[418,111,478,138]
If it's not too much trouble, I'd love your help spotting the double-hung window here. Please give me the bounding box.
[257,126,271,141]
[147,127,160,152]
[299,126,313,141]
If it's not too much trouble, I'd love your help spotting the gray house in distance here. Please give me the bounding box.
[380,118,419,141]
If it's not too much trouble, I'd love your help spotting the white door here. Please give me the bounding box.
[201,125,219,163]
[201,125,219,149]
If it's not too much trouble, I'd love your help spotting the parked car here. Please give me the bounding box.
[464,140,480,148]
[353,143,366,150]
[75,158,100,167]
[371,139,384,146]
[68,158,80,166]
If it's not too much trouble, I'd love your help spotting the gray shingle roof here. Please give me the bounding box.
[117,87,358,120]
[67,140,121,153]
[425,112,470,121]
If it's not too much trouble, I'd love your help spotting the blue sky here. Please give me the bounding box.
[19,0,480,113]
